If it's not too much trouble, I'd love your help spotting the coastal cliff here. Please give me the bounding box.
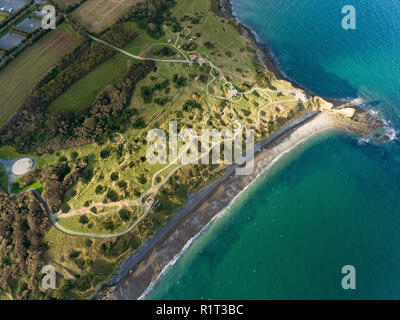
[96,1,383,299]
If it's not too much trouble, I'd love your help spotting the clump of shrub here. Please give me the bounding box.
[100,149,110,159]
[204,41,215,49]
[110,172,119,181]
[106,190,119,202]
[183,100,201,112]
[118,208,131,222]
[117,180,127,189]
[70,151,79,159]
[79,215,89,225]
[153,46,175,56]
[95,185,106,195]
[69,250,81,259]
[172,74,187,88]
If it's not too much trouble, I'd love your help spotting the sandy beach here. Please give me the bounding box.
[93,0,382,300]
[104,111,339,300]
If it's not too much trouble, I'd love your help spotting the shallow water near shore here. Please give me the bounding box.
[147,132,400,299]
[146,0,400,299]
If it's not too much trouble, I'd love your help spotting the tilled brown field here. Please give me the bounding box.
[54,0,81,9]
[0,24,81,126]
[73,0,140,34]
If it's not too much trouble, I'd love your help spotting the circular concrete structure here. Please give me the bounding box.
[12,158,33,176]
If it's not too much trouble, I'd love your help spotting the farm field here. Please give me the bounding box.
[48,21,159,114]
[72,0,140,34]
[54,0,81,9]
[0,0,324,300]
[54,0,289,217]
[48,52,133,113]
[0,23,82,126]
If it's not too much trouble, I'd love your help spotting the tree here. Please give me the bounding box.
[110,172,119,181]
[103,218,116,231]
[79,215,89,225]
[95,185,105,194]
[118,208,131,221]
[106,190,119,202]
[204,41,215,49]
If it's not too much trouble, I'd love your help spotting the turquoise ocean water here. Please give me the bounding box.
[146,0,400,299]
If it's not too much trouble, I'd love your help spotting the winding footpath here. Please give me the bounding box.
[1,36,309,238]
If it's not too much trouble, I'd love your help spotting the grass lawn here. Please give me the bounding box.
[0,23,82,126]
[48,52,133,113]
[0,0,319,300]
[123,22,167,56]
[57,206,143,235]
[22,182,45,193]
[47,22,151,114]
[11,182,20,194]
[0,145,23,160]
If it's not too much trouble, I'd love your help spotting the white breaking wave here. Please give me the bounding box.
[358,137,371,145]
[351,97,365,105]
[367,108,398,141]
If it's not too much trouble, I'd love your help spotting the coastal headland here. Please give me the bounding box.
[95,0,383,300]
[103,109,379,300]
[0,0,384,299]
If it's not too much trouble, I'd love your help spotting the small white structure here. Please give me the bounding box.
[295,92,308,103]
[12,158,33,176]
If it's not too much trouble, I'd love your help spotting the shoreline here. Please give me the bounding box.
[102,111,342,300]
[218,0,355,106]
[219,0,393,137]
[139,117,340,300]
[94,0,383,300]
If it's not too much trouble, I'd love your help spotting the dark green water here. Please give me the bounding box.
[146,132,400,299]
[146,0,400,299]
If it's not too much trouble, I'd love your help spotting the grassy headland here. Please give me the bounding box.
[0,0,381,300]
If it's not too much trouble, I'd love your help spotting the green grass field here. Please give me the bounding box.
[47,22,148,114]
[48,53,133,113]
[0,23,82,126]
[0,145,22,160]
[57,206,143,235]
[22,182,44,193]
[0,0,322,299]
[122,22,158,56]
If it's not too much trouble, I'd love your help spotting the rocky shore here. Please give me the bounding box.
[94,0,383,300]
[99,106,379,300]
